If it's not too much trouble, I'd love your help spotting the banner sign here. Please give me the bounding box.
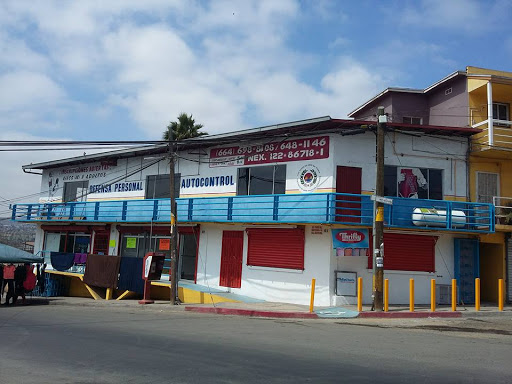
[209,136,329,168]
[332,229,369,257]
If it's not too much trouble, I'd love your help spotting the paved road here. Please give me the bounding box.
[1,304,511,383]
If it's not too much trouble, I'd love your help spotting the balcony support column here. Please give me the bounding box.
[487,81,494,146]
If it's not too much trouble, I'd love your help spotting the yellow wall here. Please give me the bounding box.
[469,158,512,201]
[467,66,512,77]
[479,242,505,302]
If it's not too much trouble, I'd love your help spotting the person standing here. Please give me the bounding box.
[13,264,28,305]
[3,263,16,306]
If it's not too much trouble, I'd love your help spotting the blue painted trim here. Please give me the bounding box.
[10,194,495,234]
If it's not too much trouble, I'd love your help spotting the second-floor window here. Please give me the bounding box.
[493,102,510,125]
[63,181,89,203]
[402,116,422,125]
[384,165,443,200]
[145,174,181,199]
[237,165,286,195]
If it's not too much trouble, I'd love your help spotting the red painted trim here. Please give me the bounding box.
[41,225,93,232]
[185,306,319,319]
[358,311,461,318]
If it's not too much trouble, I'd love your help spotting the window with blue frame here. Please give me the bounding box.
[384,165,442,200]
[237,165,286,195]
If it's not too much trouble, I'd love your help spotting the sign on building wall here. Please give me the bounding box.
[297,164,321,192]
[209,136,329,168]
[332,229,369,257]
[335,271,357,296]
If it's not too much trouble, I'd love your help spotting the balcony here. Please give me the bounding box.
[493,196,512,227]
[471,118,512,154]
[11,193,494,233]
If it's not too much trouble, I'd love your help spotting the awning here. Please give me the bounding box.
[0,244,44,264]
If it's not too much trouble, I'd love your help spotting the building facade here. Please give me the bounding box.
[12,117,493,305]
[350,66,512,303]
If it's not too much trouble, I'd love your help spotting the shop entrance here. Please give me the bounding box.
[479,242,504,303]
[118,226,199,282]
[178,233,197,281]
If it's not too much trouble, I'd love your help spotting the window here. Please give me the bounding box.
[44,232,91,253]
[476,172,499,204]
[402,116,422,125]
[63,181,89,202]
[237,165,286,195]
[145,174,181,199]
[384,166,443,200]
[493,102,510,126]
[247,228,304,270]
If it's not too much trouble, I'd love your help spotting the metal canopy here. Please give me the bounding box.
[0,243,44,264]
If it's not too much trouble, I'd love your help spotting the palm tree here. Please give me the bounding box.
[163,113,208,141]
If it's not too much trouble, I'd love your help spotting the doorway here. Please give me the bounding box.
[479,242,504,303]
[336,166,362,223]
[219,231,244,288]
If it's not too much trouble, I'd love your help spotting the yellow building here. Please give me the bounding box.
[467,66,512,303]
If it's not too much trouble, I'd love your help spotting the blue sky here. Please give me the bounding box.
[1,0,512,204]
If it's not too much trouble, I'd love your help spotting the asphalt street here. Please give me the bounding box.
[0,304,511,383]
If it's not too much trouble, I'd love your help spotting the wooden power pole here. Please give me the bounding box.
[169,133,179,305]
[373,106,387,311]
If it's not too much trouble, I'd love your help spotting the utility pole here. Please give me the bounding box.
[169,130,179,305]
[373,106,386,311]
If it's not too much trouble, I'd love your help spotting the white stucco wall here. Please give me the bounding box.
[332,231,465,305]
[195,223,333,306]
[32,130,471,305]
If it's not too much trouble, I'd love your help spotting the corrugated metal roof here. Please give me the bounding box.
[22,116,480,170]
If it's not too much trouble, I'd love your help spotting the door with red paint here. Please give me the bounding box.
[93,232,109,255]
[219,231,244,288]
[336,166,362,223]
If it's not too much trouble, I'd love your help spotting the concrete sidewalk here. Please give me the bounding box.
[8,296,511,319]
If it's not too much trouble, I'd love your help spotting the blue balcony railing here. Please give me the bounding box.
[11,193,494,233]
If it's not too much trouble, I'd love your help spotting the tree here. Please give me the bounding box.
[163,113,207,141]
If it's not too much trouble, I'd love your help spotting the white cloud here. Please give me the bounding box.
[0,71,64,113]
[0,0,394,203]
[400,0,512,33]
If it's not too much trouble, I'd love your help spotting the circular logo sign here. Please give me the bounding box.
[297,164,320,191]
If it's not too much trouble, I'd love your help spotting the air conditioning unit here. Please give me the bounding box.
[436,284,452,305]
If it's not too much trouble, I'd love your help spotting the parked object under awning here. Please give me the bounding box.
[0,243,44,264]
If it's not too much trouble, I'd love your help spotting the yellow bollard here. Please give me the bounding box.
[431,279,436,312]
[475,278,480,311]
[499,279,504,311]
[357,277,363,312]
[451,279,457,311]
[409,278,414,312]
[384,279,389,312]
[309,278,316,313]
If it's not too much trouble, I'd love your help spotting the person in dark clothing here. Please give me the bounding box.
[13,264,27,305]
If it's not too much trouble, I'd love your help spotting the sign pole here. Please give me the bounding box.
[169,132,179,305]
[373,106,386,312]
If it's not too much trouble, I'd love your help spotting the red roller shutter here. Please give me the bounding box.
[247,228,305,270]
[368,233,436,272]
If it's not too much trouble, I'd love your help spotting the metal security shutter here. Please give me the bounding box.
[368,233,436,272]
[507,237,512,303]
[247,228,305,270]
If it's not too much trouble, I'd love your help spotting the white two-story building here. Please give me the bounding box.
[12,116,494,305]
